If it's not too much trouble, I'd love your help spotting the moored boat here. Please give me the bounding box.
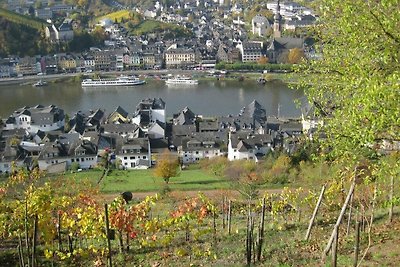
[165,76,198,85]
[33,80,47,87]
[81,76,145,87]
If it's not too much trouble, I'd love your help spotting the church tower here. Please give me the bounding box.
[273,0,282,38]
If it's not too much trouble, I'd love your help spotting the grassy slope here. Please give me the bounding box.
[60,168,230,193]
[96,10,131,23]
[0,7,49,30]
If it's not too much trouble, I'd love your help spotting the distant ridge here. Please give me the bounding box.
[0,7,49,30]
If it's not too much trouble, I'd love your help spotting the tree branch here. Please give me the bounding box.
[370,10,400,45]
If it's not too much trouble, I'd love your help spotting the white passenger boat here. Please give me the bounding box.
[32,80,47,87]
[165,76,198,85]
[81,76,145,87]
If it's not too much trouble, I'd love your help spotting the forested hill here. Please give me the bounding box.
[0,16,48,57]
[0,7,49,30]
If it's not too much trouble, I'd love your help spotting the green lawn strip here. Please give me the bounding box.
[100,169,230,193]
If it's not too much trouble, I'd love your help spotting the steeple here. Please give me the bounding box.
[273,0,282,38]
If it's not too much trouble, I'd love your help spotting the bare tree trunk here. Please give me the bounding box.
[305,185,326,241]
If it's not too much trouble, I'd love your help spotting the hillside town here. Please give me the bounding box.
[0,0,318,77]
[0,99,318,174]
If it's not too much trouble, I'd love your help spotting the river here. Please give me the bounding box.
[0,78,304,118]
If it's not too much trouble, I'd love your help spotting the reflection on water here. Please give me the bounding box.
[0,79,304,117]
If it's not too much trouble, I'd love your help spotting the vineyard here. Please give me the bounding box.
[0,8,49,30]
[0,164,399,266]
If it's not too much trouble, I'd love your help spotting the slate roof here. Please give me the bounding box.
[136,98,166,111]
[113,106,129,119]
[101,123,139,134]
[240,100,266,123]
[268,37,304,51]
[230,132,273,151]
[199,120,219,132]
[173,106,196,125]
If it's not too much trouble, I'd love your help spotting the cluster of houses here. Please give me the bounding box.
[0,0,319,77]
[0,99,317,174]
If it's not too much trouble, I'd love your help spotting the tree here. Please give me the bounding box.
[153,149,179,184]
[298,0,400,172]
[257,55,269,65]
[287,48,304,64]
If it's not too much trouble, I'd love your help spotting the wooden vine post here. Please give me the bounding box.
[104,203,113,267]
[331,225,339,267]
[353,221,360,267]
[228,200,232,235]
[222,196,226,229]
[24,199,31,267]
[32,214,38,267]
[323,181,355,257]
[389,176,394,223]
[57,212,62,251]
[305,185,326,241]
[256,197,266,261]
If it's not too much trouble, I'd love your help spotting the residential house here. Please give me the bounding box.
[179,133,225,164]
[16,56,38,76]
[101,123,144,139]
[228,132,273,161]
[173,107,196,126]
[5,105,65,134]
[132,98,166,129]
[45,19,74,43]
[58,54,76,72]
[94,50,114,71]
[107,106,130,124]
[83,54,95,71]
[237,42,263,62]
[147,121,166,139]
[115,137,151,169]
[165,48,196,69]
[142,52,156,69]
[68,109,105,136]
[37,137,98,172]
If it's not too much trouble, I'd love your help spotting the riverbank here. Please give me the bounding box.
[0,69,300,86]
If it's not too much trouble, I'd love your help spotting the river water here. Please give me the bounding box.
[0,78,304,118]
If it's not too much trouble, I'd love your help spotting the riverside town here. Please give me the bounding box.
[0,0,398,266]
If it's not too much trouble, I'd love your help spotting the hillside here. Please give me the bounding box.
[0,17,49,57]
[128,20,193,38]
[0,7,49,30]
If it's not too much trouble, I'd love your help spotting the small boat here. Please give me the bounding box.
[81,75,146,87]
[165,76,198,85]
[33,80,47,87]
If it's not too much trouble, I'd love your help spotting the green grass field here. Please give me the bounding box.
[59,168,230,194]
